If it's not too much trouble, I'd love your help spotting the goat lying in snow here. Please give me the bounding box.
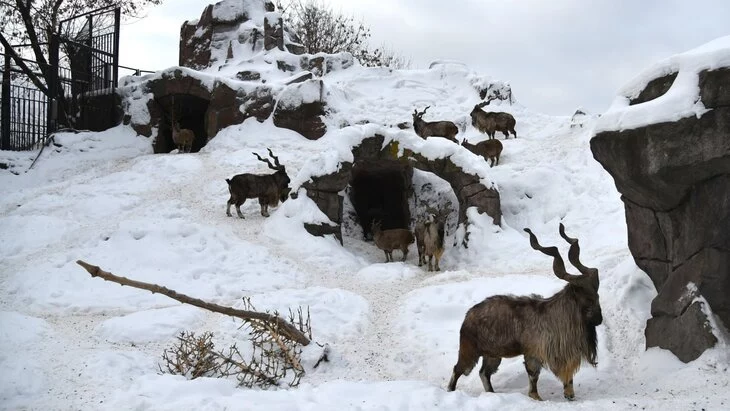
[371,220,415,262]
[414,213,445,271]
[447,224,601,401]
[226,149,291,218]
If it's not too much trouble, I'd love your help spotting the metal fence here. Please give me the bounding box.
[1,53,52,150]
[1,6,126,151]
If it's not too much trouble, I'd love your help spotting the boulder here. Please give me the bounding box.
[273,79,327,139]
[590,64,729,362]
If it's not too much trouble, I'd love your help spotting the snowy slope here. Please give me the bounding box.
[2,49,730,410]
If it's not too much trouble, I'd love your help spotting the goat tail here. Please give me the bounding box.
[225,178,232,185]
[456,333,480,376]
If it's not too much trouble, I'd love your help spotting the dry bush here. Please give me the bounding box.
[160,298,312,389]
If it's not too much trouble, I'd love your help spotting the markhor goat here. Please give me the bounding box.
[226,149,290,218]
[412,106,459,143]
[414,213,445,271]
[447,224,601,401]
[470,101,517,140]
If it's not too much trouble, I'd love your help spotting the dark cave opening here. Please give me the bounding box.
[154,94,210,153]
[348,158,413,240]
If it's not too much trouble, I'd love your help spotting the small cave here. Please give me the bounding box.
[348,159,413,240]
[154,94,210,153]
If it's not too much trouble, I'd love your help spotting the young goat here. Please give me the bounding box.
[171,118,195,153]
[448,224,601,401]
[470,102,517,139]
[414,213,445,271]
[226,149,291,218]
[371,220,415,263]
[461,138,503,167]
[412,106,459,143]
[170,96,195,153]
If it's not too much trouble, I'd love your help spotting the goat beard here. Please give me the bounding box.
[583,321,598,367]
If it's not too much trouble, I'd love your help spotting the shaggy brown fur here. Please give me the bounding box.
[461,138,503,167]
[372,220,415,262]
[421,213,445,271]
[172,120,194,153]
[470,102,517,140]
[226,149,291,218]
[412,106,459,143]
[447,224,601,401]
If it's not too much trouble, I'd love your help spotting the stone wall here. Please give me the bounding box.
[301,135,502,244]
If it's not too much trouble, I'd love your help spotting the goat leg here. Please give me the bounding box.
[524,356,543,401]
[260,201,270,217]
[478,356,501,393]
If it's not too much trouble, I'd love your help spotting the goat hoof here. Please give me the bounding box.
[564,394,575,401]
[529,393,543,401]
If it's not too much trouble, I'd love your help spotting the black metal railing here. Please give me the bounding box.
[1,6,162,151]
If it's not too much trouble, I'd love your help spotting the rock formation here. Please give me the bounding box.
[591,54,729,362]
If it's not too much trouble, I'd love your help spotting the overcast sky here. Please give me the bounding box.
[119,0,730,115]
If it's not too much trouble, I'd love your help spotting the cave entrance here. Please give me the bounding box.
[348,159,413,240]
[154,94,210,153]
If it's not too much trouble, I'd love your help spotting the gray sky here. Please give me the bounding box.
[119,0,730,115]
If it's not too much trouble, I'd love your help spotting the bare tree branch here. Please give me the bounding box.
[75,260,311,346]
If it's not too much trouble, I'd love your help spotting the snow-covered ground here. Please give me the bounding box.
[2,53,729,410]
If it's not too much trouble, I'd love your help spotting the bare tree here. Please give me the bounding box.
[278,0,410,69]
[0,1,163,102]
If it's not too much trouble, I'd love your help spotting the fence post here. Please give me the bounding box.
[1,50,11,150]
[47,33,60,136]
[113,7,120,89]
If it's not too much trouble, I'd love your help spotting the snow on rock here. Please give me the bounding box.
[595,35,730,133]
[276,79,324,109]
[263,192,365,270]
[212,0,268,24]
[95,305,206,344]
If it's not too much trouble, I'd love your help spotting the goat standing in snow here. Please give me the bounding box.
[447,224,601,401]
[414,212,446,271]
[225,149,291,218]
[371,220,415,262]
[470,101,517,139]
[412,106,459,143]
[461,138,503,167]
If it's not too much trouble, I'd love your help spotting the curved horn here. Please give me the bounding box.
[267,148,283,169]
[253,151,277,170]
[559,223,599,289]
[524,228,583,283]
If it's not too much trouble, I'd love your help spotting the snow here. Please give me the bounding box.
[2,36,730,411]
[595,35,730,133]
[212,0,268,24]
